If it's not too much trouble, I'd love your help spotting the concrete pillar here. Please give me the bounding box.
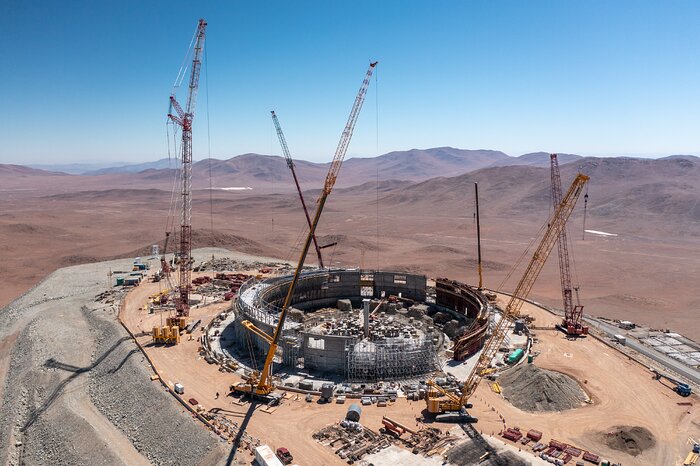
[363,299,370,338]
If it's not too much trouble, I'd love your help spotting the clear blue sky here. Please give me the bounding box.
[1,1,699,164]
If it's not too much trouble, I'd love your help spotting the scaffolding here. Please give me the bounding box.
[345,338,440,382]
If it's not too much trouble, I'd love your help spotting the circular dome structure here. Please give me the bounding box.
[223,269,489,382]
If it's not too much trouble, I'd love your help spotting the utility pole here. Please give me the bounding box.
[474,183,483,290]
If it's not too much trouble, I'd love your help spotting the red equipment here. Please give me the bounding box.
[167,19,207,317]
[551,154,588,336]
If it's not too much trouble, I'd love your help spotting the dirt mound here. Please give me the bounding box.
[601,426,656,456]
[499,364,588,412]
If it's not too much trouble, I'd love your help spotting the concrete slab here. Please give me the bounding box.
[656,345,677,354]
[364,445,444,466]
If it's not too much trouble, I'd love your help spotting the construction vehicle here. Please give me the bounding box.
[426,173,590,422]
[167,19,207,318]
[271,110,325,268]
[651,368,692,396]
[551,154,588,337]
[230,62,377,400]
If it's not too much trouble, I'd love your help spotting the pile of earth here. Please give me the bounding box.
[499,364,588,412]
[601,426,656,456]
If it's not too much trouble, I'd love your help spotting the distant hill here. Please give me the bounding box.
[372,156,700,237]
[343,147,511,181]
[0,164,68,177]
[83,158,175,175]
[488,152,583,168]
[122,147,512,190]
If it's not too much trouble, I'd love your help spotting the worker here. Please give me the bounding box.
[215,392,219,399]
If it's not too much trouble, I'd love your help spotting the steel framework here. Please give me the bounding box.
[167,19,207,317]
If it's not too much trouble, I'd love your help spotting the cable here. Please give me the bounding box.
[497,219,548,292]
[205,44,215,244]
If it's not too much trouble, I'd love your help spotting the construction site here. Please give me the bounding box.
[3,15,700,466]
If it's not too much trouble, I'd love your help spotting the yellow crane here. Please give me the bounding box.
[426,173,589,422]
[231,62,378,399]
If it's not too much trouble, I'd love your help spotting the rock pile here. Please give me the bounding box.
[499,364,588,412]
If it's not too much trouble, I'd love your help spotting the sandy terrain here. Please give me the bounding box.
[0,254,226,465]
[121,268,426,466]
[470,293,700,465]
[2,175,698,341]
[115,261,700,466]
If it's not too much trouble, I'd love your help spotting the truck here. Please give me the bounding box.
[254,445,284,466]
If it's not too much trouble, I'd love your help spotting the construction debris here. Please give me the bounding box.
[313,422,390,462]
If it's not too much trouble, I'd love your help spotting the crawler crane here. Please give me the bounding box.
[166,19,207,318]
[551,154,588,336]
[426,173,589,422]
[231,62,378,399]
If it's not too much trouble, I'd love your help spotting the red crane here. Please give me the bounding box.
[167,19,207,318]
[550,153,588,336]
[270,110,325,268]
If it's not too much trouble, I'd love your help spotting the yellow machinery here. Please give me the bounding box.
[426,173,589,422]
[231,62,378,400]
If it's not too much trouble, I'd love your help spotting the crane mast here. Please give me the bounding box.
[551,154,587,336]
[270,111,325,268]
[233,62,378,397]
[427,173,590,419]
[167,19,207,318]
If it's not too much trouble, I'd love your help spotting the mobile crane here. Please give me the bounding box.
[231,62,378,399]
[426,173,590,422]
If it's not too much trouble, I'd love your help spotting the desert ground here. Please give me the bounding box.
[2,153,699,338]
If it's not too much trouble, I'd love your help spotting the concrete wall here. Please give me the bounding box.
[302,333,350,373]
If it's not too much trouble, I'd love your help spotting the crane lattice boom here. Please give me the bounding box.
[271,111,324,268]
[324,62,378,194]
[233,62,378,397]
[551,154,587,335]
[427,173,589,415]
[167,18,207,317]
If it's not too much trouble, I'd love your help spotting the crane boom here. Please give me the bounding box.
[427,173,589,417]
[551,154,587,336]
[270,110,325,268]
[233,62,378,397]
[325,63,377,194]
[167,19,207,317]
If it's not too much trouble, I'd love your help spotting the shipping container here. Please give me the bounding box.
[527,429,543,441]
[550,439,567,450]
[507,348,525,364]
[582,451,600,464]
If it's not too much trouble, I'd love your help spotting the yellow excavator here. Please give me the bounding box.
[426,173,589,422]
[230,62,378,400]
